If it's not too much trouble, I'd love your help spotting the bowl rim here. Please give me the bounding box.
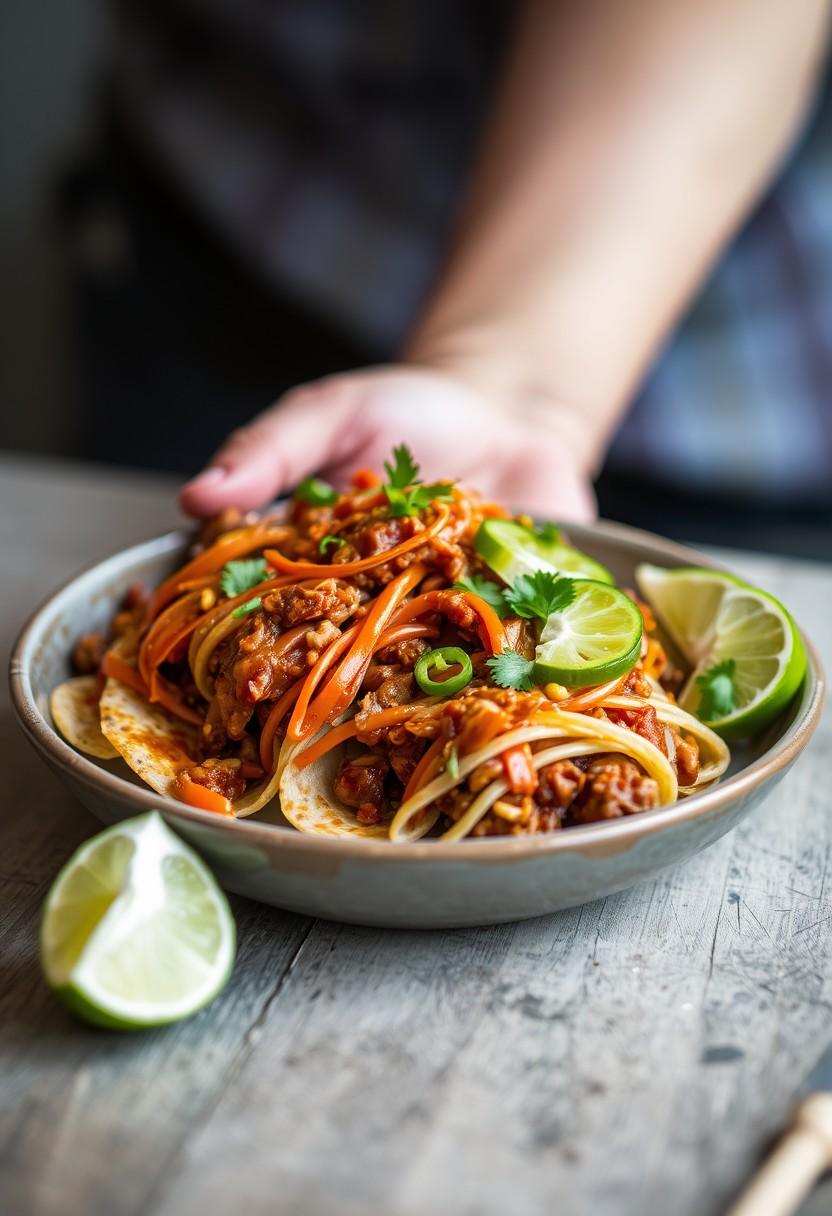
[9,520,825,865]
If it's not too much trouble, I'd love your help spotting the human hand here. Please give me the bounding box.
[180,366,596,523]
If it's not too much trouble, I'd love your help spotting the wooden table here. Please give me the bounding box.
[2,454,830,1216]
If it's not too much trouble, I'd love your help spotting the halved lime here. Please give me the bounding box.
[636,565,807,737]
[41,812,235,1029]
[474,519,613,587]
[532,579,643,687]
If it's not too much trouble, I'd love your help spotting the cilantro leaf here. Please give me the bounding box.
[384,444,419,490]
[453,575,511,618]
[220,558,268,598]
[486,649,536,692]
[695,658,736,720]
[504,571,575,622]
[319,534,342,555]
[232,596,263,619]
[385,481,455,518]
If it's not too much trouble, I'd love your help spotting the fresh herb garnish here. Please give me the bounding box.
[382,443,455,518]
[453,574,511,618]
[446,746,460,781]
[319,534,342,555]
[504,571,575,622]
[294,475,339,506]
[696,658,736,719]
[384,444,419,491]
[486,649,536,692]
[232,597,263,619]
[220,558,268,598]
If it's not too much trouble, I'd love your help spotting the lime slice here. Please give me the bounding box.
[474,519,613,587]
[532,579,643,687]
[636,565,807,737]
[41,812,235,1029]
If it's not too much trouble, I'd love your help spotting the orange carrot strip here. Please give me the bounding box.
[264,505,450,579]
[293,720,360,769]
[258,680,305,772]
[297,564,427,741]
[286,622,362,743]
[177,776,233,817]
[146,524,289,621]
[285,621,437,745]
[101,650,149,696]
[294,701,439,770]
[501,743,538,795]
[392,589,506,655]
[139,590,204,683]
[351,468,381,489]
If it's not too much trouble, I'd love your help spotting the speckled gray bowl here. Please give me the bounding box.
[10,521,824,928]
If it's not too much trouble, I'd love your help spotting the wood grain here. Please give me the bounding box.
[1,456,830,1216]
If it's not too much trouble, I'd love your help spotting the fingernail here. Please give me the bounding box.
[186,466,227,489]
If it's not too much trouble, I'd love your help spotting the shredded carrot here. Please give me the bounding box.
[295,564,427,741]
[177,776,233,816]
[286,622,362,743]
[264,504,450,579]
[501,743,538,795]
[351,468,381,490]
[138,590,204,683]
[101,650,148,696]
[294,701,435,770]
[392,589,506,655]
[146,523,288,621]
[258,680,305,771]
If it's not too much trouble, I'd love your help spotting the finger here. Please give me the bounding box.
[179,378,370,516]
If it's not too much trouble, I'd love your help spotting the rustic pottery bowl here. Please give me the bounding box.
[10,522,824,929]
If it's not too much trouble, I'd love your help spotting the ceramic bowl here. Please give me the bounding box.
[10,522,824,929]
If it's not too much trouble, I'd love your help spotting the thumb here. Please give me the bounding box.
[179,378,368,516]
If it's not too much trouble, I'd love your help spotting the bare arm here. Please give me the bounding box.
[182,0,830,517]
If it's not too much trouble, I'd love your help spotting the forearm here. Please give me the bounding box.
[406,0,830,470]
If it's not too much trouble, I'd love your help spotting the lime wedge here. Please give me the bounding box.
[636,565,807,737]
[532,580,643,687]
[41,812,235,1029]
[475,519,612,587]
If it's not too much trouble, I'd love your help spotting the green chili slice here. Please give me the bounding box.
[294,475,339,506]
[414,647,473,697]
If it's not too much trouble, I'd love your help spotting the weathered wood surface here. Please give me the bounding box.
[1,454,830,1216]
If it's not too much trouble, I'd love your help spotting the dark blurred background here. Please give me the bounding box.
[2,2,830,557]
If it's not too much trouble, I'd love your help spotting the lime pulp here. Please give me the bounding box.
[40,812,236,1029]
[532,579,643,688]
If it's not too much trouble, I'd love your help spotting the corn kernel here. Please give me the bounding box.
[200,588,216,611]
[545,682,570,702]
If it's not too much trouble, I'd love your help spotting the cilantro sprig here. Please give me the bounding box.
[504,571,575,622]
[453,574,511,618]
[220,558,268,598]
[486,649,536,692]
[695,658,736,720]
[382,443,455,518]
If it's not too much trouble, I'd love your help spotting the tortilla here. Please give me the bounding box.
[99,674,202,798]
[98,660,283,818]
[50,675,119,760]
[278,733,389,839]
